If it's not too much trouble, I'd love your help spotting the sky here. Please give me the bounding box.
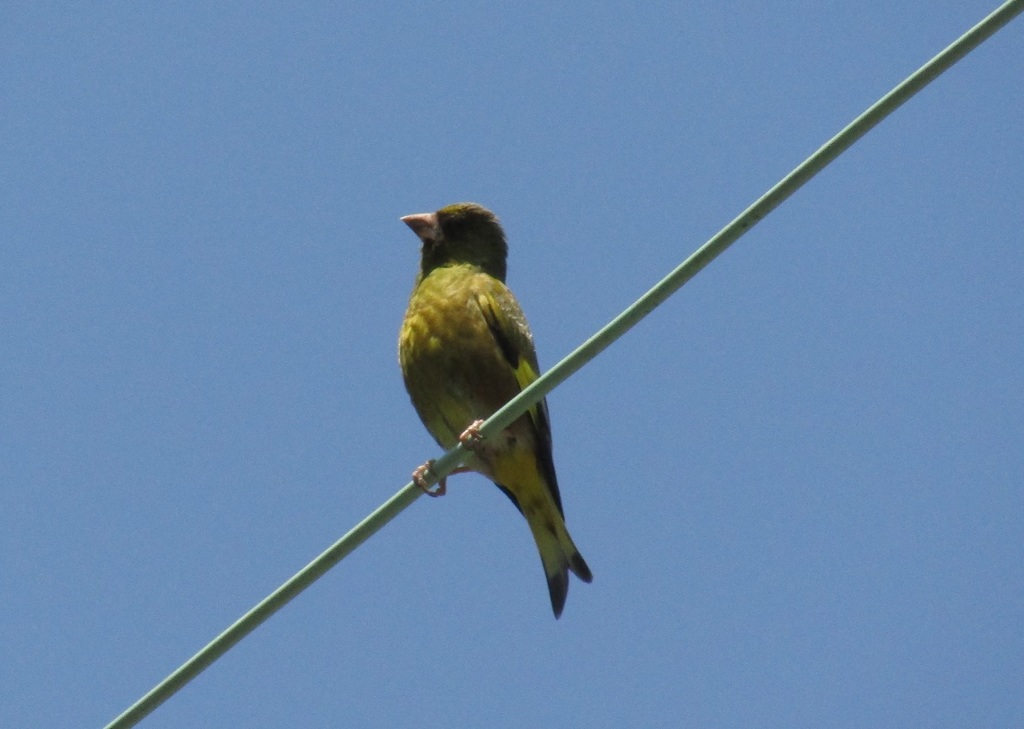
[2,2,1022,727]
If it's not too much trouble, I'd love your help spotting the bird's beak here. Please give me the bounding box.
[401,212,442,246]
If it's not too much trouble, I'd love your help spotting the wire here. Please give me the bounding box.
[103,2,1024,726]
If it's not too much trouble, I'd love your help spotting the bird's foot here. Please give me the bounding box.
[412,460,446,497]
[458,419,486,450]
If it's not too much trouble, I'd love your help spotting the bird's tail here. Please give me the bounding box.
[526,510,593,619]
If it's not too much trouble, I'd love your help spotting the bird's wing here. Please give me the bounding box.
[474,286,565,517]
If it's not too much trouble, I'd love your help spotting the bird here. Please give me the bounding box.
[397,202,592,618]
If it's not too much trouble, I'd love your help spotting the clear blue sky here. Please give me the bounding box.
[3,3,1022,727]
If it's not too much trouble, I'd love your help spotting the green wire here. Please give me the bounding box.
[103,2,1024,726]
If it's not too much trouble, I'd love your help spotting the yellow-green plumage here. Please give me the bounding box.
[398,202,592,618]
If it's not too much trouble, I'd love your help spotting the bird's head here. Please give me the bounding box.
[402,202,508,281]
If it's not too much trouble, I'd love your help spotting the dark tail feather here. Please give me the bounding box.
[535,525,592,618]
[523,496,592,618]
[546,547,591,618]
[569,549,593,584]
[546,569,570,619]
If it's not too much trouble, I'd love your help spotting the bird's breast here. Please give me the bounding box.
[399,269,519,448]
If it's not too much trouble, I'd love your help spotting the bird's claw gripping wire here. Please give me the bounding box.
[411,461,476,497]
[458,419,486,450]
[412,460,446,497]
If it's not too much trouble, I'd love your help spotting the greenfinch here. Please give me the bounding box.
[398,202,592,618]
